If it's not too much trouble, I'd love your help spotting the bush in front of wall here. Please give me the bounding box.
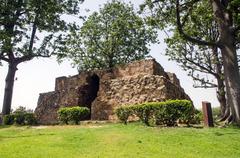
[58,108,70,124]
[115,106,133,124]
[24,113,37,125]
[115,100,194,126]
[187,109,203,124]
[14,113,25,125]
[154,100,194,126]
[69,107,90,124]
[131,104,153,126]
[57,106,90,125]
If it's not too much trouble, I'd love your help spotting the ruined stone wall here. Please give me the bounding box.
[36,92,60,124]
[110,59,167,78]
[35,59,191,124]
[35,73,95,124]
[91,74,190,120]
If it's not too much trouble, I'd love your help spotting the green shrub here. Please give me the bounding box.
[14,113,25,125]
[58,108,70,124]
[115,107,133,124]
[148,115,157,127]
[3,114,15,125]
[132,104,150,125]
[13,106,36,125]
[57,106,90,125]
[14,106,28,114]
[24,113,37,125]
[3,112,37,126]
[189,109,203,124]
[154,102,179,126]
[69,107,90,124]
[116,100,194,126]
[8,106,37,125]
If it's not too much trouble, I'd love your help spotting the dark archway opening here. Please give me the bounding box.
[78,74,100,119]
[87,74,100,105]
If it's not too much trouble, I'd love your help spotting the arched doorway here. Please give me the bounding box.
[78,74,100,119]
[87,74,100,104]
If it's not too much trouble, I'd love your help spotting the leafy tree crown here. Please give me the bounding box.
[58,0,158,71]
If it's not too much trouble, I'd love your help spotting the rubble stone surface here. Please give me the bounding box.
[35,59,191,124]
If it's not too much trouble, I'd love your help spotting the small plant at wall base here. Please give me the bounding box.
[58,106,90,125]
[116,100,195,126]
[115,106,133,125]
[58,108,69,124]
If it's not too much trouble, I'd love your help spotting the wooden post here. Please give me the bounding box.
[202,101,214,127]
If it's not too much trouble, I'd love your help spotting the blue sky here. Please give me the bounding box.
[0,0,218,111]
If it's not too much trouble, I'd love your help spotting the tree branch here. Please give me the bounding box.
[181,44,218,77]
[191,74,217,88]
[16,53,51,64]
[175,0,220,47]
[0,56,10,62]
[28,15,38,54]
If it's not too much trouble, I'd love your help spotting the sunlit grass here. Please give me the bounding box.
[0,123,239,158]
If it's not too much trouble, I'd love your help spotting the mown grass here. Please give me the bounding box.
[0,123,239,158]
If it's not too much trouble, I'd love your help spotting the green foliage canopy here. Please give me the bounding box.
[0,0,84,63]
[164,0,222,88]
[58,0,158,71]
[0,0,84,115]
[140,0,240,122]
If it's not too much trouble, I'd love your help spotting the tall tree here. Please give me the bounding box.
[0,0,84,115]
[57,0,157,71]
[141,0,240,124]
[166,32,227,118]
[164,1,227,118]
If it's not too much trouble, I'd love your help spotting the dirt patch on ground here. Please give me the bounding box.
[31,126,48,129]
[31,123,107,129]
[83,125,104,128]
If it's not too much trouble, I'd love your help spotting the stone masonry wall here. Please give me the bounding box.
[35,59,191,124]
[91,74,190,120]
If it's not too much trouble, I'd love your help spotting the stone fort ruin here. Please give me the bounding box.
[35,59,191,124]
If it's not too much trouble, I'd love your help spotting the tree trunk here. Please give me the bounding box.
[219,77,233,123]
[221,47,240,124]
[216,76,227,117]
[212,46,227,117]
[211,0,240,125]
[2,63,18,115]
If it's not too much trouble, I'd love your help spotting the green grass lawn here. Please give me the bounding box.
[0,123,239,158]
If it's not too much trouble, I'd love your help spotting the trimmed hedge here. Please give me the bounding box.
[24,113,37,125]
[57,106,90,125]
[3,113,37,125]
[189,109,203,124]
[115,100,195,126]
[115,107,133,125]
[3,114,15,125]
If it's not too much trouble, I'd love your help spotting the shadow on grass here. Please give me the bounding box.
[0,125,12,130]
[0,133,56,139]
[214,132,224,136]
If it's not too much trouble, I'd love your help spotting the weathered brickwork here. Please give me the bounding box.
[35,59,191,124]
